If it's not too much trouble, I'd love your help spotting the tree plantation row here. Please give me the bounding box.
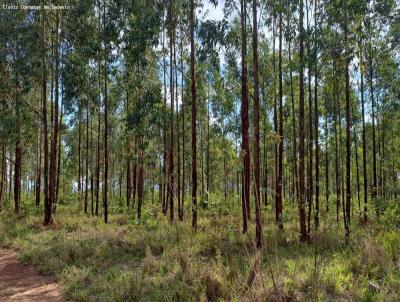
[0,0,399,251]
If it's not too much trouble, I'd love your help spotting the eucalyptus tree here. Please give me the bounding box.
[252,0,263,247]
[298,0,308,242]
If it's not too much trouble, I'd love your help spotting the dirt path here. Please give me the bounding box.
[0,248,63,302]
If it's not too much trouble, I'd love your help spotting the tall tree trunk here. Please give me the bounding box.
[314,0,320,227]
[369,49,377,217]
[132,142,137,207]
[55,94,63,210]
[85,102,89,213]
[162,23,168,215]
[333,62,341,223]
[176,44,181,221]
[306,0,313,239]
[95,99,100,216]
[14,84,21,214]
[276,12,284,230]
[288,17,299,205]
[180,39,185,221]
[35,126,42,207]
[298,0,307,242]
[344,0,351,237]
[0,146,5,211]
[354,123,361,214]
[78,118,82,203]
[137,139,144,220]
[95,1,101,216]
[90,107,94,215]
[360,35,368,221]
[252,0,262,248]
[324,95,329,212]
[126,87,131,208]
[168,1,175,223]
[42,4,51,225]
[240,0,250,233]
[190,0,197,229]
[103,0,108,224]
[50,10,60,215]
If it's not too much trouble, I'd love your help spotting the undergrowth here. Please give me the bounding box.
[0,194,399,301]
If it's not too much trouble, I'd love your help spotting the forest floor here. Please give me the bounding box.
[0,196,399,301]
[0,248,63,302]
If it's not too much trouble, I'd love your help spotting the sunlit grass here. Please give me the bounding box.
[0,194,399,301]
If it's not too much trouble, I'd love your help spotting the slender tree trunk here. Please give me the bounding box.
[95,101,100,216]
[78,118,82,203]
[51,10,60,215]
[137,139,144,220]
[0,146,5,211]
[14,128,21,214]
[369,49,377,217]
[273,16,278,218]
[162,23,168,216]
[306,0,313,239]
[360,36,368,221]
[35,127,42,207]
[252,0,262,248]
[354,123,361,214]
[324,95,329,212]
[176,43,181,221]
[14,83,21,214]
[90,107,94,215]
[298,0,307,242]
[126,87,131,208]
[168,1,175,223]
[42,4,51,225]
[333,62,340,223]
[276,12,283,230]
[103,0,108,224]
[288,20,299,205]
[190,0,197,229]
[314,0,320,227]
[95,2,101,216]
[132,142,137,207]
[55,95,63,210]
[85,102,89,213]
[344,0,351,236]
[240,0,250,233]
[180,39,185,221]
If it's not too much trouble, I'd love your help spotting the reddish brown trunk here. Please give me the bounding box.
[360,35,368,222]
[168,3,175,223]
[35,127,42,207]
[344,0,351,236]
[0,146,5,211]
[42,4,51,225]
[252,0,262,248]
[298,0,307,242]
[137,140,144,219]
[314,0,320,227]
[190,0,197,229]
[103,0,108,224]
[240,0,249,234]
[276,12,283,230]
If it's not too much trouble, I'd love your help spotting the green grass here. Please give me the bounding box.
[0,195,399,301]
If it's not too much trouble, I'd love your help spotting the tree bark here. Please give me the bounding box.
[42,4,51,225]
[360,34,368,222]
[252,0,263,248]
[298,0,307,242]
[103,0,108,224]
[190,0,197,229]
[276,12,284,230]
[168,0,175,223]
[344,0,351,237]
